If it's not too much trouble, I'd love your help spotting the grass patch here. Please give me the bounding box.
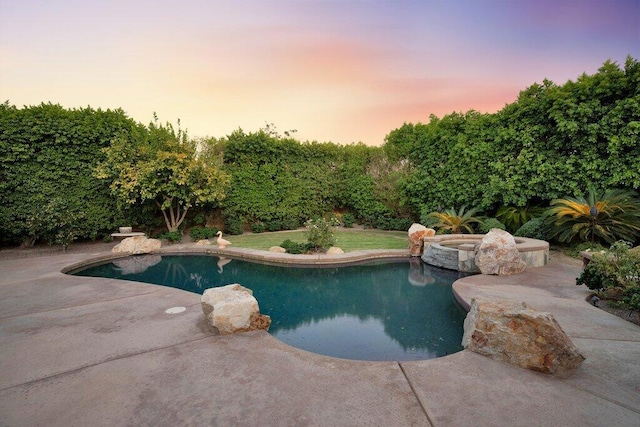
[224,229,408,252]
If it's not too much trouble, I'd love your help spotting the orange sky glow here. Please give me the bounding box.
[1,1,638,145]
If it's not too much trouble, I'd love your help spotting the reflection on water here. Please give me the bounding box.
[74,255,468,361]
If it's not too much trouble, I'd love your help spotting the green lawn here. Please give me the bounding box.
[224,229,408,252]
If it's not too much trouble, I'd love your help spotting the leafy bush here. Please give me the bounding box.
[156,231,183,243]
[496,205,544,233]
[280,239,312,254]
[564,241,606,258]
[514,217,547,240]
[189,226,219,241]
[341,212,356,228]
[304,217,340,252]
[375,217,414,231]
[265,220,283,232]
[251,222,266,233]
[577,241,640,311]
[224,217,244,235]
[280,218,300,230]
[478,218,506,234]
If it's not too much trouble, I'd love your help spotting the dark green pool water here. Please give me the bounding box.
[73,255,467,361]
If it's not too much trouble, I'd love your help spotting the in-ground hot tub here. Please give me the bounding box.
[421,234,549,273]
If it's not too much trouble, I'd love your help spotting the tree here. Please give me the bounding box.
[95,121,229,232]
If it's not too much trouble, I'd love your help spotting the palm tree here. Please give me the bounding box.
[427,206,482,234]
[545,188,640,244]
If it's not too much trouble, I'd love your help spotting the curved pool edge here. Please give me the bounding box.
[62,246,412,273]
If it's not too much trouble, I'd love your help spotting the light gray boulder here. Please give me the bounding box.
[201,284,271,335]
[475,229,526,275]
[112,236,161,255]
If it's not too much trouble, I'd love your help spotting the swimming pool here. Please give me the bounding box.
[73,255,467,361]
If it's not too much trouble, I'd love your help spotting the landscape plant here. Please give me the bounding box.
[304,217,340,252]
[477,218,506,234]
[577,241,640,311]
[427,206,482,234]
[545,188,640,245]
[496,205,544,232]
[189,226,219,241]
[95,120,229,233]
[280,239,312,254]
[514,217,547,240]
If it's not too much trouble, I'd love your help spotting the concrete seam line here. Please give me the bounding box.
[0,290,161,321]
[398,362,435,427]
[0,335,215,393]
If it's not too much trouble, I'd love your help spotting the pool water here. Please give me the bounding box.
[73,255,468,361]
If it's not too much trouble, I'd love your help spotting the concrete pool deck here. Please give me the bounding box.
[0,246,638,426]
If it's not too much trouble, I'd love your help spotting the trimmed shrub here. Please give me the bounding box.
[189,226,219,241]
[514,217,546,240]
[478,218,507,234]
[251,222,266,233]
[156,231,182,243]
[341,212,356,228]
[224,217,244,235]
[280,239,312,254]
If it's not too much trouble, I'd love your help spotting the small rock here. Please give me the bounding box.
[326,246,344,255]
[269,246,286,253]
[462,298,585,377]
[195,239,211,246]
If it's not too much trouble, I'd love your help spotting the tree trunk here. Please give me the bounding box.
[156,198,190,232]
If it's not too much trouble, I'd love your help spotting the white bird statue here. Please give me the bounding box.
[216,231,232,249]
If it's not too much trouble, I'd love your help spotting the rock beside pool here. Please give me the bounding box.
[475,229,526,275]
[408,223,435,256]
[269,246,286,253]
[201,284,271,335]
[326,246,344,255]
[195,239,211,246]
[462,298,585,377]
[112,236,161,255]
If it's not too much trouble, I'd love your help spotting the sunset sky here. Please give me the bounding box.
[1,0,638,145]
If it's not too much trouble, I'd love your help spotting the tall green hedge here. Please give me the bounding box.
[0,102,140,245]
[384,57,640,216]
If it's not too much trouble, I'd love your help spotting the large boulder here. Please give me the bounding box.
[408,223,435,256]
[201,284,271,335]
[112,236,161,255]
[475,229,526,275]
[462,299,585,377]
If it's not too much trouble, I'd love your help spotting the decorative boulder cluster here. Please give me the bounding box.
[462,298,585,377]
